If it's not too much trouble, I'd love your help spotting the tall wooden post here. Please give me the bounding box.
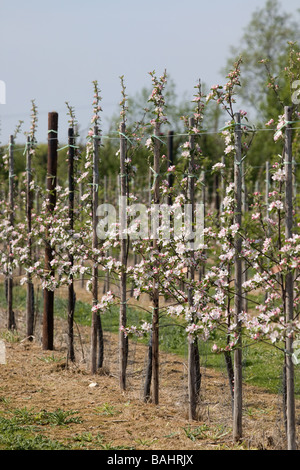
[233,112,243,441]
[26,135,34,339]
[43,112,58,350]
[284,106,296,450]
[119,121,127,390]
[7,135,15,330]
[152,121,160,405]
[68,128,75,362]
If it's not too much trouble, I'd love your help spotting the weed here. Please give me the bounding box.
[0,396,11,406]
[209,424,231,441]
[0,416,69,450]
[98,441,135,450]
[73,431,94,443]
[45,409,82,426]
[135,437,158,446]
[72,432,106,448]
[38,354,64,363]
[0,330,20,343]
[95,403,120,416]
[183,424,210,441]
[183,423,230,442]
[7,407,82,426]
[163,431,180,438]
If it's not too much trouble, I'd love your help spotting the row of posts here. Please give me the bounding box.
[4,107,297,449]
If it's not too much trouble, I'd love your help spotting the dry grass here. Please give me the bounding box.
[0,298,298,451]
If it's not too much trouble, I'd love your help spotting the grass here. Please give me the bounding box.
[183,423,230,442]
[6,407,82,426]
[0,408,78,450]
[0,406,134,450]
[0,281,298,450]
[0,421,69,450]
[95,403,120,416]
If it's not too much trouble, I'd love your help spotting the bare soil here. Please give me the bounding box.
[0,297,298,451]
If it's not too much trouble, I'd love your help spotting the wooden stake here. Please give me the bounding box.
[7,135,15,330]
[221,157,234,403]
[241,160,248,316]
[284,106,296,450]
[199,171,206,282]
[43,112,58,350]
[266,161,270,220]
[152,121,160,405]
[26,135,34,339]
[187,117,197,421]
[90,125,103,373]
[167,130,174,206]
[68,128,75,362]
[233,113,243,442]
[221,155,225,212]
[103,175,110,293]
[119,121,128,390]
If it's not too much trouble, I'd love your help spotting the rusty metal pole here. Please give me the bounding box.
[42,112,58,350]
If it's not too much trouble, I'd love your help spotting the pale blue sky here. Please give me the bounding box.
[1,0,299,144]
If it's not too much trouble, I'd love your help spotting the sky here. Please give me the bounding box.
[1,0,299,145]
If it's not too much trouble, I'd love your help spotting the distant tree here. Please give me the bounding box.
[222,1,300,191]
[225,0,300,120]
